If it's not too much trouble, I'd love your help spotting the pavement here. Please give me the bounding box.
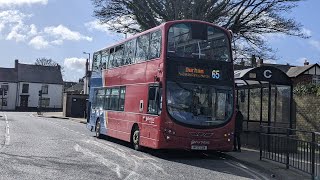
[225,148,310,180]
[40,112,311,179]
[36,111,87,124]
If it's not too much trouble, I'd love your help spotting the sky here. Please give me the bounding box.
[0,0,319,82]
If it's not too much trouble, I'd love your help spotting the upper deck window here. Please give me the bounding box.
[94,29,162,70]
[136,34,150,63]
[150,30,161,59]
[92,53,101,71]
[124,39,136,65]
[101,50,109,69]
[167,23,231,62]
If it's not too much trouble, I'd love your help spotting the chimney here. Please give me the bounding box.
[15,59,19,71]
[257,58,264,67]
[304,59,309,66]
[251,55,257,67]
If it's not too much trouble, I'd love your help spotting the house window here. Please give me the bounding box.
[312,75,320,84]
[22,84,29,93]
[1,98,7,106]
[40,98,50,107]
[42,85,49,94]
[1,84,9,97]
[1,84,8,91]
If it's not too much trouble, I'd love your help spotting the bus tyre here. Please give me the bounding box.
[95,119,102,139]
[132,127,141,151]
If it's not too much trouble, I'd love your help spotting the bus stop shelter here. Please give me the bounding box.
[234,66,294,147]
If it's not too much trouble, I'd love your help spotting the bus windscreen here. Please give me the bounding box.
[167,81,233,127]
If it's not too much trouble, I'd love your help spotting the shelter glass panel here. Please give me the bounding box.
[275,85,291,128]
[262,87,269,122]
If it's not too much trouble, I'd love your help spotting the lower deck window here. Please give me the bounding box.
[93,86,126,111]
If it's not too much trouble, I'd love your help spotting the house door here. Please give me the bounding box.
[20,95,29,108]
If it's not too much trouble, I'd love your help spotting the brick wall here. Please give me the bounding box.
[292,74,313,86]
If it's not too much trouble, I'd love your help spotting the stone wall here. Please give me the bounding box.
[294,95,320,131]
[294,95,320,141]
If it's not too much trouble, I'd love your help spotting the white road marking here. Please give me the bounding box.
[84,139,128,159]
[74,144,146,179]
[226,161,270,180]
[0,114,10,149]
[4,114,10,146]
[83,139,168,177]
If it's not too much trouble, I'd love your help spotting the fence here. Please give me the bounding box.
[260,126,320,180]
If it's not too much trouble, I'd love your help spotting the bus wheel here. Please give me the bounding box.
[132,127,141,151]
[95,119,102,139]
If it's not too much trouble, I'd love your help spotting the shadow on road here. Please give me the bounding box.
[95,135,262,180]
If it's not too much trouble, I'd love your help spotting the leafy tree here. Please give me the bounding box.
[92,0,308,61]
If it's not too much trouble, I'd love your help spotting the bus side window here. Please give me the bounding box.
[124,39,136,65]
[110,88,120,110]
[150,30,161,59]
[92,89,98,109]
[92,53,101,71]
[119,87,126,111]
[104,88,111,110]
[136,33,150,63]
[109,48,115,69]
[97,89,105,108]
[114,45,124,67]
[101,49,109,70]
[147,85,161,115]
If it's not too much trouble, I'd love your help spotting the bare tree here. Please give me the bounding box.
[92,0,308,61]
[35,58,64,75]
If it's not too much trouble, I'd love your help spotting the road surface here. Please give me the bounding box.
[0,112,270,180]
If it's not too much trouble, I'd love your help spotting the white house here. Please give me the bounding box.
[0,60,63,111]
[0,68,18,110]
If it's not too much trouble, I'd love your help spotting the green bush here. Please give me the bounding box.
[294,83,320,96]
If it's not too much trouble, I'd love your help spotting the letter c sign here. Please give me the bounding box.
[264,70,272,79]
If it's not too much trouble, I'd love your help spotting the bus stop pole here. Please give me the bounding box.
[267,83,272,152]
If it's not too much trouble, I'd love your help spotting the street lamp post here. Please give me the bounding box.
[83,52,90,95]
[83,52,90,71]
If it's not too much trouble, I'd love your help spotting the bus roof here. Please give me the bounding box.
[95,20,228,53]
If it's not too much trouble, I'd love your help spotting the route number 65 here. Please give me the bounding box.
[212,70,220,79]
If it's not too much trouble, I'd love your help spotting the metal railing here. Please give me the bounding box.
[259,126,320,180]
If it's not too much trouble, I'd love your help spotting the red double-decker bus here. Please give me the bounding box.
[87,20,235,151]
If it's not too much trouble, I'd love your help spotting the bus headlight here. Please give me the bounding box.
[164,128,176,135]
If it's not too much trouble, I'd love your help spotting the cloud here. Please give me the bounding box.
[85,20,111,34]
[0,10,31,32]
[51,39,63,45]
[0,0,48,7]
[296,57,308,65]
[85,17,138,37]
[0,10,93,49]
[29,36,49,49]
[64,57,87,73]
[301,28,312,37]
[44,25,92,42]
[264,59,277,64]
[0,10,37,42]
[309,39,320,51]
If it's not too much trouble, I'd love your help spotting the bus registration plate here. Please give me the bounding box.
[191,145,207,150]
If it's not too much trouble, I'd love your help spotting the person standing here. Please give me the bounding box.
[234,105,243,152]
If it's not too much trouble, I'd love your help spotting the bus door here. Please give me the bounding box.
[142,84,162,144]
